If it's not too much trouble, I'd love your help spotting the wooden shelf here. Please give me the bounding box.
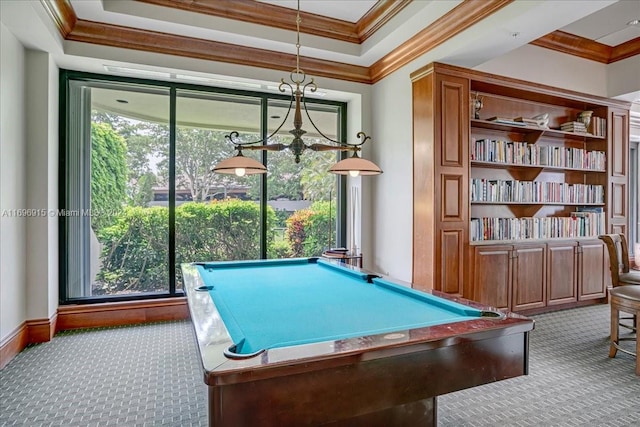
[470,160,606,173]
[470,236,603,246]
[471,201,604,206]
[471,119,605,140]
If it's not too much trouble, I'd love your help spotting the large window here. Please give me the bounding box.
[60,71,346,303]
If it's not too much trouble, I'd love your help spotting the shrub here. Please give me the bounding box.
[95,200,275,294]
[285,201,336,257]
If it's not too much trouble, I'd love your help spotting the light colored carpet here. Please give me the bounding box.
[0,304,637,426]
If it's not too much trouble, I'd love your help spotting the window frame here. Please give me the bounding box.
[59,70,347,304]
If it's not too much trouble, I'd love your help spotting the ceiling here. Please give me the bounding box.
[1,0,639,102]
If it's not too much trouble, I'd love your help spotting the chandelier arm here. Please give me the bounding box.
[300,84,371,149]
[241,143,287,152]
[307,143,356,152]
[223,81,296,149]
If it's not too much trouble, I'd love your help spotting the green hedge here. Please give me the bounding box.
[95,199,334,294]
[286,201,335,257]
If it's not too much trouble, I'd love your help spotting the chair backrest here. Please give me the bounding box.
[598,234,630,287]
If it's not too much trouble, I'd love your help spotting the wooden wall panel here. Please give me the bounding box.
[442,175,463,220]
[0,324,28,370]
[57,298,189,330]
[440,81,465,167]
[441,230,464,295]
[412,72,436,290]
[611,182,626,219]
[611,111,627,177]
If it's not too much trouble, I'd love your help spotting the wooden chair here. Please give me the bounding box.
[599,234,640,333]
[598,234,640,287]
[609,286,639,375]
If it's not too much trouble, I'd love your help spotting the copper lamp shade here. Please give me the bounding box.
[329,154,383,177]
[212,152,267,176]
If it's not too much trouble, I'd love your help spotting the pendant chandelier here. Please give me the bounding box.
[212,0,382,178]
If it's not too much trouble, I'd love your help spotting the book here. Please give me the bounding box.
[514,117,546,127]
[487,117,527,126]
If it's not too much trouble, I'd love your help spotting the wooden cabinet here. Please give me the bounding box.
[512,244,547,311]
[471,245,512,310]
[472,243,545,312]
[577,239,608,300]
[412,62,630,314]
[547,241,578,306]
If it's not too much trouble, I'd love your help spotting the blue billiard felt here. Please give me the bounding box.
[196,260,482,354]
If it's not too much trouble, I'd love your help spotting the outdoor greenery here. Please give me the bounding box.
[89,106,337,295]
[90,122,128,229]
[94,200,333,293]
[286,201,335,257]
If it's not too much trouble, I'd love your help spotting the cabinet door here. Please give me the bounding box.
[578,240,607,300]
[472,245,511,310]
[512,244,546,311]
[547,242,578,306]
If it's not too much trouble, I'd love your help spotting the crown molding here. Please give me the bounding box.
[610,36,640,63]
[369,0,514,83]
[356,0,412,43]
[531,30,639,64]
[135,0,410,45]
[68,19,371,83]
[136,0,358,43]
[40,0,636,86]
[40,0,76,37]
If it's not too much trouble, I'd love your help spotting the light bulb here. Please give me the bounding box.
[235,167,246,177]
[348,170,360,177]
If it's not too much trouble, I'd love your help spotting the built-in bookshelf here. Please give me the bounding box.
[412,62,630,313]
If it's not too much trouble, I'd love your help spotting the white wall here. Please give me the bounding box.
[369,69,414,279]
[24,50,59,321]
[476,44,608,96]
[0,23,27,340]
[607,55,640,100]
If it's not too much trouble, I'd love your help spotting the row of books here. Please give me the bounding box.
[560,121,587,133]
[472,139,606,170]
[589,116,606,137]
[559,117,606,137]
[470,211,605,241]
[470,179,604,204]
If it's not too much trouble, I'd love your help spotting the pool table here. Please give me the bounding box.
[182,258,534,427]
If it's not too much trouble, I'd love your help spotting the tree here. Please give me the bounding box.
[92,111,168,207]
[300,149,337,201]
[91,122,128,230]
[151,127,254,202]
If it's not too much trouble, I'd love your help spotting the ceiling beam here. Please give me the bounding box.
[369,0,515,83]
[530,30,611,63]
[40,0,76,37]
[610,36,640,63]
[68,19,371,83]
[135,0,411,44]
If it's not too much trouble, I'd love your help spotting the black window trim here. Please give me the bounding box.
[59,69,347,304]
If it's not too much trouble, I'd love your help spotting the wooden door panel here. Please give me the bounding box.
[547,243,577,306]
[512,245,546,311]
[579,240,607,300]
[472,246,511,310]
